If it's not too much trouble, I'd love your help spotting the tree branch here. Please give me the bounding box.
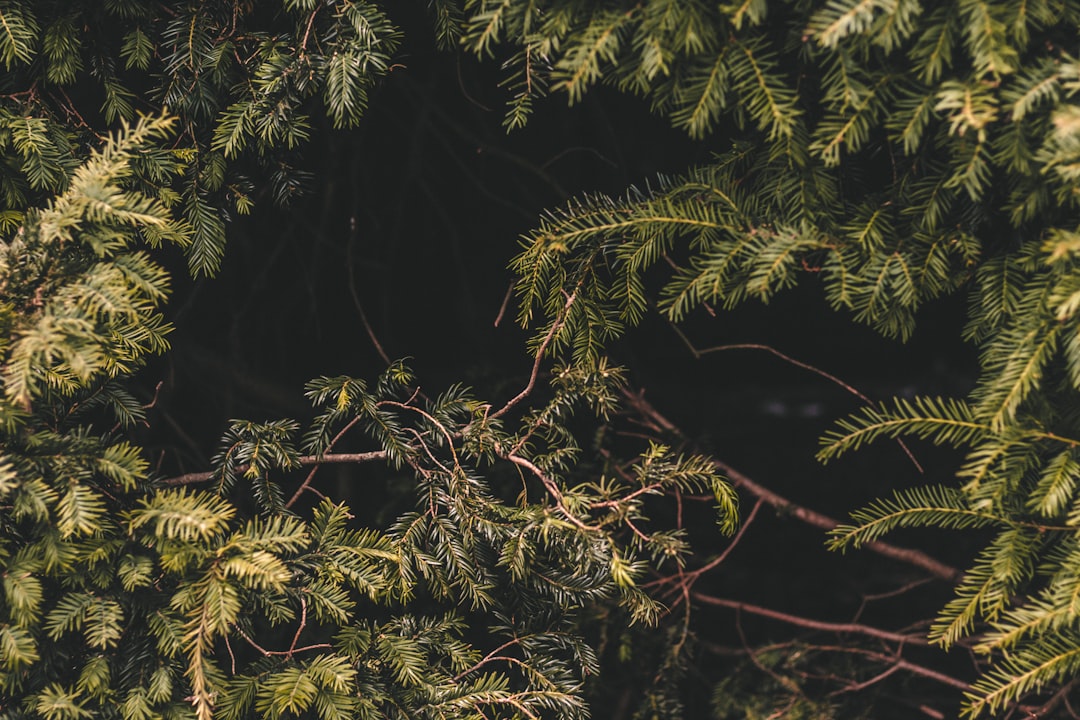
[668,324,924,473]
[691,592,932,647]
[620,388,962,582]
[492,289,577,420]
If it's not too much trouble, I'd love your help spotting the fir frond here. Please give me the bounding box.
[966,633,1080,717]
[818,396,988,462]
[828,484,1006,552]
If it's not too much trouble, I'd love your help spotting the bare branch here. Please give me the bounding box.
[505,453,598,532]
[285,416,365,508]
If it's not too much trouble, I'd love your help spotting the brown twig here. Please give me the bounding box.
[647,497,765,599]
[702,639,970,695]
[452,636,525,682]
[853,577,935,623]
[347,232,393,366]
[494,281,515,327]
[692,592,932,646]
[505,453,597,532]
[161,451,388,486]
[492,290,578,420]
[1027,679,1080,719]
[300,7,319,52]
[288,597,308,658]
[284,416,364,508]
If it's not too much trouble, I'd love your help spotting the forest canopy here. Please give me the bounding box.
[2,1,1080,719]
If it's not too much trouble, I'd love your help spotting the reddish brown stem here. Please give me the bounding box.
[692,592,932,646]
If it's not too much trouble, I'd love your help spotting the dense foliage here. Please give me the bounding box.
[3,0,1080,718]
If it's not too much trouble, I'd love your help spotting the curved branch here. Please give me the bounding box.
[668,324,924,473]
[505,453,598,532]
[492,289,577,420]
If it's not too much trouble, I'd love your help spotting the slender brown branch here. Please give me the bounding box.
[505,453,597,532]
[669,324,924,473]
[853,577,935,624]
[620,388,962,582]
[492,290,577,420]
[881,661,968,691]
[300,7,319,52]
[723,456,960,580]
[381,400,460,466]
[161,451,388,486]
[453,636,525,682]
[717,456,961,581]
[624,516,652,542]
[691,592,932,646]
[813,644,970,691]
[862,577,935,603]
[702,639,970,694]
[734,609,804,695]
[1029,679,1080,719]
[494,281,515,327]
[829,663,903,695]
[285,416,365,508]
[288,597,308,658]
[347,232,392,366]
[225,634,237,675]
[650,497,765,594]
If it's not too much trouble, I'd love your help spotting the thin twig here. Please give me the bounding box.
[648,497,765,597]
[453,636,525,682]
[225,634,237,675]
[505,453,597,532]
[288,597,307,658]
[161,451,388,486]
[347,232,392,366]
[702,639,970,694]
[668,324,924,473]
[285,416,364,508]
[853,577,935,623]
[829,663,903,696]
[494,281,515,327]
[692,592,932,646]
[492,290,577,420]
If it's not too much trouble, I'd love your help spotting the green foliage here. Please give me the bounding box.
[454,0,1080,714]
[0,105,737,720]
[0,1,402,277]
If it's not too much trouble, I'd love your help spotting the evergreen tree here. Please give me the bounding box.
[3,1,1080,718]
